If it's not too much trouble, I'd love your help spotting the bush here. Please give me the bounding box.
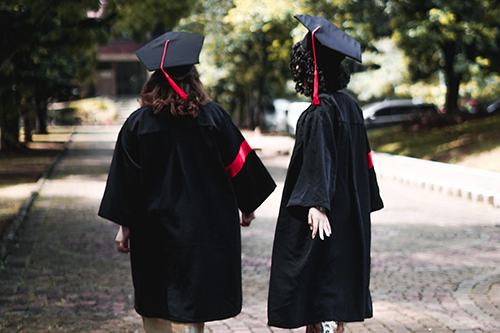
[47,107,80,125]
[70,97,118,125]
[48,97,118,125]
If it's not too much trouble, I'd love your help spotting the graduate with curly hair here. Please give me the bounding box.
[267,15,384,333]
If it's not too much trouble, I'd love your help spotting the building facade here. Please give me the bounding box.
[96,39,149,97]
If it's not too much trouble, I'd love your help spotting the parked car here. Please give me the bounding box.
[440,98,496,117]
[486,99,500,114]
[458,98,481,114]
[272,99,310,134]
[261,98,289,131]
[283,101,310,134]
[363,99,439,129]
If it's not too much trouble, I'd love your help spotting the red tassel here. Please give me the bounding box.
[311,26,321,105]
[161,40,188,100]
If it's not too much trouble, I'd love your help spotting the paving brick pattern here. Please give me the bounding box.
[1,116,499,332]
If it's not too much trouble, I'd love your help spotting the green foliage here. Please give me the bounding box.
[386,1,500,78]
[310,0,500,109]
[367,113,500,163]
[460,73,500,102]
[0,0,113,148]
[348,38,449,107]
[177,0,235,103]
[48,98,118,125]
[70,97,118,125]
[380,0,500,112]
[301,0,389,48]
[349,38,411,102]
[111,0,198,40]
[179,0,302,127]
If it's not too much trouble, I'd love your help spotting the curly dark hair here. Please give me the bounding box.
[140,66,208,118]
[290,41,351,97]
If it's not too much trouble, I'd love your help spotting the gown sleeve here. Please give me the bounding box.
[98,117,142,227]
[286,107,337,215]
[217,111,276,214]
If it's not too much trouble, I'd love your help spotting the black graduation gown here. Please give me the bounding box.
[267,92,383,328]
[98,101,276,323]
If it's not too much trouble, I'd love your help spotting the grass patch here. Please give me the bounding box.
[367,113,500,163]
[0,127,71,241]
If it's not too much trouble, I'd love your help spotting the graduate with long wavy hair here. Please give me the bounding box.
[99,31,276,333]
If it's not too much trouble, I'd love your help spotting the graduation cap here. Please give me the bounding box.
[135,31,205,100]
[294,14,362,105]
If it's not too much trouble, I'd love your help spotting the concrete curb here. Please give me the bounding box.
[377,171,500,207]
[373,153,500,209]
[0,139,71,262]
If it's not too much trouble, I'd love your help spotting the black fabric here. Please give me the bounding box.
[267,92,383,329]
[295,14,362,63]
[135,31,204,71]
[98,101,276,322]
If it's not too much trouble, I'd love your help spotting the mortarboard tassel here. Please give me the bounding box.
[311,26,321,105]
[161,40,188,100]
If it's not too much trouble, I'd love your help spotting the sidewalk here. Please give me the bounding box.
[0,107,499,332]
[372,153,500,208]
[244,131,500,209]
[2,128,498,263]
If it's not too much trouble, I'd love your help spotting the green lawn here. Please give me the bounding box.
[367,113,500,164]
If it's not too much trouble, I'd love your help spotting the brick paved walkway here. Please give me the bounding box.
[1,112,500,332]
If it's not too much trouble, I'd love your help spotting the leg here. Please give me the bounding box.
[306,323,322,333]
[142,317,204,333]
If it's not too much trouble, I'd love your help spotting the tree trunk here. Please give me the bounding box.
[21,104,36,143]
[442,42,461,115]
[246,88,256,129]
[254,79,264,129]
[35,94,48,134]
[231,96,243,128]
[0,108,20,151]
[0,90,21,151]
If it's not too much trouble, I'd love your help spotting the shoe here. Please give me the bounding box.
[306,321,344,333]
[321,321,337,333]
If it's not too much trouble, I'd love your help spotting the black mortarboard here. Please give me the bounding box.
[294,14,362,63]
[135,31,205,99]
[294,14,362,105]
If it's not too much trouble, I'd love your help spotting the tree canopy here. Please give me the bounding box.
[0,0,202,150]
[109,0,198,40]
[2,0,500,148]
[373,0,500,113]
[0,0,112,148]
[138,0,500,125]
[200,0,300,127]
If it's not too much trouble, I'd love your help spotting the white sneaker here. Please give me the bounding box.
[321,321,338,333]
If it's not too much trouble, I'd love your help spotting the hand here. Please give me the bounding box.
[308,207,331,240]
[115,226,131,253]
[241,211,255,227]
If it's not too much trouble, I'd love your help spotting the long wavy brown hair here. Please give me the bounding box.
[140,66,208,118]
